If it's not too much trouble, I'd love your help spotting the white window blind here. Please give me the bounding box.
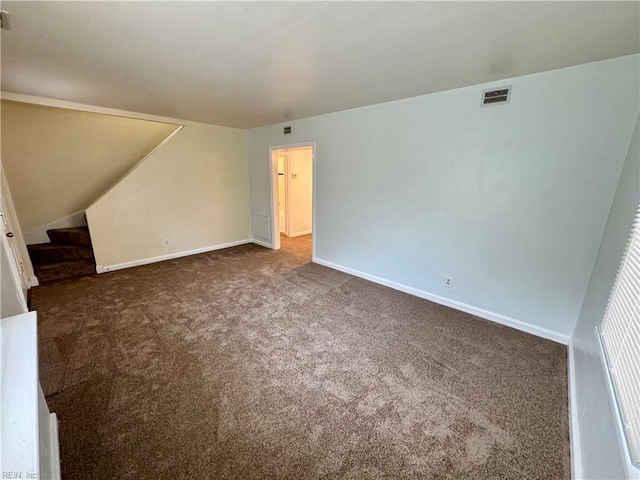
[600,205,640,468]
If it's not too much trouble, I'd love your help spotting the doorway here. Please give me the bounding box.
[270,143,315,251]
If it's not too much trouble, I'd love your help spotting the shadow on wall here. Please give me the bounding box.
[0,100,179,243]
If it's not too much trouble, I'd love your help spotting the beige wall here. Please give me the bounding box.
[1,100,178,234]
[86,121,250,269]
[286,147,313,236]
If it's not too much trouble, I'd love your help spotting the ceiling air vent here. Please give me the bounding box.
[481,86,511,106]
[283,126,292,135]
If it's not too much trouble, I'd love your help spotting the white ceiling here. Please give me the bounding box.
[1,2,638,129]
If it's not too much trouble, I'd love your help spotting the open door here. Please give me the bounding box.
[278,154,288,236]
[270,144,315,250]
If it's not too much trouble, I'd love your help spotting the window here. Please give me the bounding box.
[600,205,640,468]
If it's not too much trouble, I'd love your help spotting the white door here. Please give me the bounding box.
[1,193,28,306]
[278,155,288,235]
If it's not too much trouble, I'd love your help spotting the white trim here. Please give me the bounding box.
[1,91,187,125]
[98,239,252,273]
[568,340,583,480]
[1,167,32,297]
[311,146,317,261]
[49,413,61,480]
[28,275,39,288]
[251,238,274,249]
[0,220,28,310]
[312,256,570,344]
[269,148,281,250]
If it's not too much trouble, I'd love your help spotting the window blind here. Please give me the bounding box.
[600,205,640,468]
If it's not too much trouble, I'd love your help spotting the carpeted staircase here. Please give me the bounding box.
[27,227,96,283]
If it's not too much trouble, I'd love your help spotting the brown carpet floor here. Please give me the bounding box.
[33,235,570,479]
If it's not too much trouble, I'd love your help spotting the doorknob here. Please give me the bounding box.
[6,232,14,237]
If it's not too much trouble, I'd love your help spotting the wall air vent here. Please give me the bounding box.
[284,126,292,135]
[481,86,511,106]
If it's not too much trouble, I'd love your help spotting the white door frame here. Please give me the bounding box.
[1,165,35,293]
[268,142,316,255]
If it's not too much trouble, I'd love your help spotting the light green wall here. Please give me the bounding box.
[247,55,640,338]
[571,114,640,479]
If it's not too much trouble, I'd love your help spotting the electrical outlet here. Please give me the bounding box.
[444,276,453,288]
[164,239,170,246]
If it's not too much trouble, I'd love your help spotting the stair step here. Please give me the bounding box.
[33,260,96,284]
[47,227,92,246]
[28,243,94,264]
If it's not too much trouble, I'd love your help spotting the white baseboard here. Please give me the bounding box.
[568,340,583,480]
[312,256,569,345]
[98,239,253,273]
[251,238,274,249]
[29,275,39,288]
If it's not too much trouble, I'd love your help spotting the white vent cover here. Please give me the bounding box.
[481,86,511,106]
